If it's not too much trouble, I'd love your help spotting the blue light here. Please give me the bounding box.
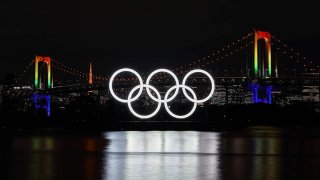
[32,94,51,116]
[250,83,272,104]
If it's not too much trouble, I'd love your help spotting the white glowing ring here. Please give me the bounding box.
[164,85,197,119]
[146,69,179,103]
[109,68,215,119]
[109,68,143,103]
[182,69,215,103]
[128,84,162,119]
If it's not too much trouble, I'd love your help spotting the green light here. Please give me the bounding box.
[47,62,51,88]
[253,30,272,78]
[35,59,38,89]
[268,43,272,76]
[34,56,52,89]
[254,32,259,77]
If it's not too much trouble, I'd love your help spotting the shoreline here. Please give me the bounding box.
[1,103,319,131]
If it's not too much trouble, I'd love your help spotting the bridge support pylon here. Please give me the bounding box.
[32,94,51,117]
[250,83,272,104]
[254,30,272,79]
[33,55,52,116]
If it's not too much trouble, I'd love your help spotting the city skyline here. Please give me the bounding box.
[1,2,320,180]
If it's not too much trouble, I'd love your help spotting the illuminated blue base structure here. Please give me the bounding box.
[250,83,272,104]
[32,94,51,116]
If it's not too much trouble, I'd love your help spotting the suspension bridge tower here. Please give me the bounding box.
[251,30,273,104]
[253,30,272,79]
[33,55,52,116]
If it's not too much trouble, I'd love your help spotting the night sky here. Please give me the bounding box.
[0,0,319,78]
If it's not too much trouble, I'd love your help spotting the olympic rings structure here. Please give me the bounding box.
[109,68,215,119]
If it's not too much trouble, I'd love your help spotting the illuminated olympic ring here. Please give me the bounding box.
[109,68,215,119]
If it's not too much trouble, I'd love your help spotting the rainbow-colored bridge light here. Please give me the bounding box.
[35,55,51,89]
[254,30,271,78]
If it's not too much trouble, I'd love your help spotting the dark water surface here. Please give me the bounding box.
[2,126,320,180]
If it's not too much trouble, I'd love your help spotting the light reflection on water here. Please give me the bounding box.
[103,131,220,180]
[2,128,320,180]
